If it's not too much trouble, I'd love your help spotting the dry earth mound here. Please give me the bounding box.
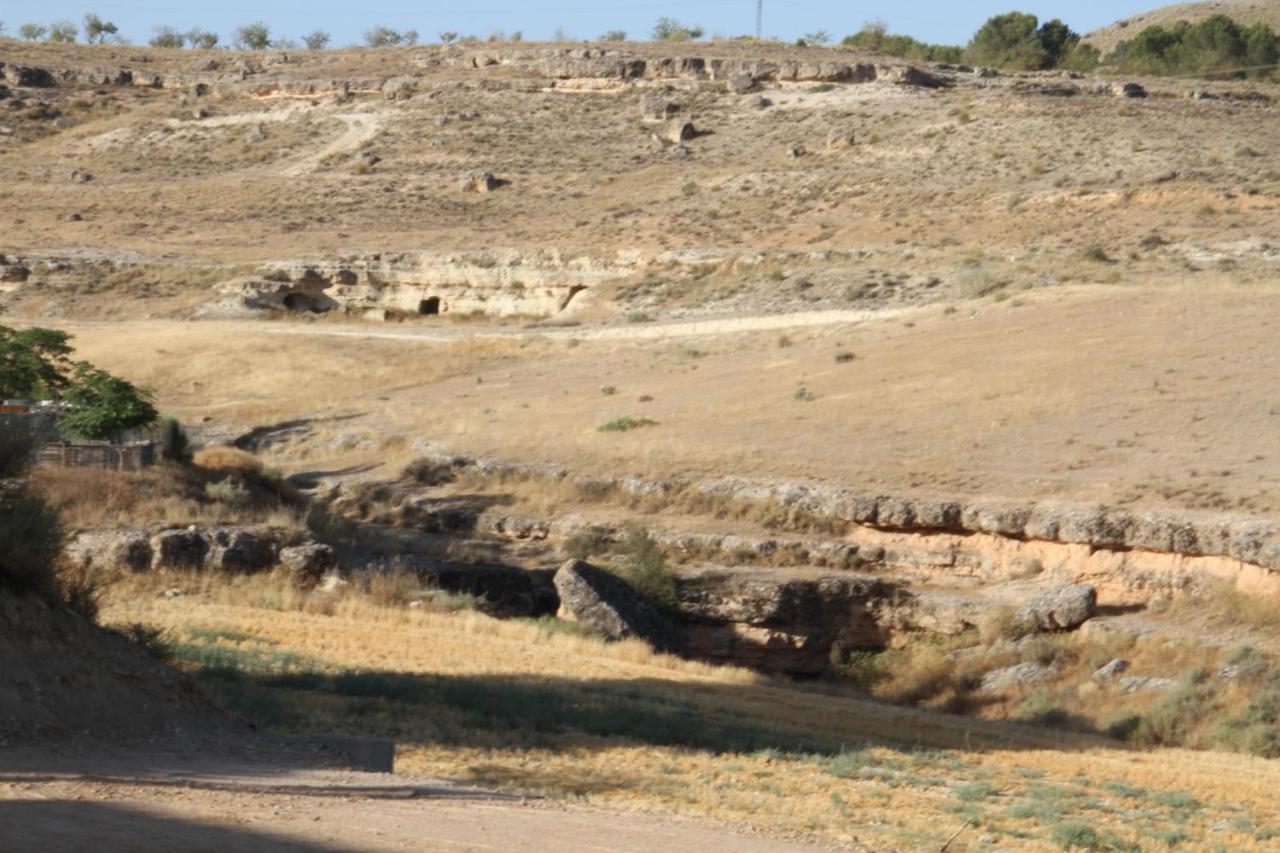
[0,591,224,742]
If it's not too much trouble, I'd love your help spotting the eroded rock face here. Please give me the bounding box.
[677,570,905,674]
[554,560,684,654]
[1015,584,1097,631]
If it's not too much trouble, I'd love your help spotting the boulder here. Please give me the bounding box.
[639,94,677,121]
[1092,659,1130,681]
[244,124,267,144]
[460,171,498,193]
[151,528,209,571]
[207,528,277,573]
[978,661,1056,692]
[382,76,418,101]
[553,559,684,654]
[279,543,336,586]
[69,169,92,183]
[658,118,695,145]
[1112,82,1147,99]
[1015,584,1096,631]
[726,74,756,94]
[877,65,949,88]
[826,130,855,151]
[1,65,56,87]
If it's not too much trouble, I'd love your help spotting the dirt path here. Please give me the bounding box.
[60,306,908,349]
[0,751,827,853]
[278,112,385,178]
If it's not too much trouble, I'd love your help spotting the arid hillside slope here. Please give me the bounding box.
[1086,1,1280,53]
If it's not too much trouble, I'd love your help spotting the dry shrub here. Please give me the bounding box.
[193,446,264,474]
[32,463,204,528]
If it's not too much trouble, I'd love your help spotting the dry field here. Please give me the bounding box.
[91,581,1280,851]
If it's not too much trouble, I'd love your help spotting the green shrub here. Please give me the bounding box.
[842,20,963,63]
[607,528,679,612]
[652,17,703,41]
[1110,16,1280,79]
[1050,820,1099,849]
[562,526,613,560]
[598,416,659,432]
[1126,674,1216,747]
[205,476,254,509]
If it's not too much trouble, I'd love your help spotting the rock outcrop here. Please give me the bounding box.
[1015,585,1097,631]
[554,560,684,654]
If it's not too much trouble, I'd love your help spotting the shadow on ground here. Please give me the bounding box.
[0,801,355,853]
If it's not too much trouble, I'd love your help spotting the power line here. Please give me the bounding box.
[755,0,762,40]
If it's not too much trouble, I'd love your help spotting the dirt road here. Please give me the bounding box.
[0,756,826,853]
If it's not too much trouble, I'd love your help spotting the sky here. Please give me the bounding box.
[2,1,1168,47]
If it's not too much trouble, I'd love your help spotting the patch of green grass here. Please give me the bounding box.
[598,416,659,432]
[1050,820,1099,849]
[954,780,998,802]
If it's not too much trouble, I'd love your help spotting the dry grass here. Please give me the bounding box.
[193,446,263,474]
[30,464,303,530]
[99,582,1280,850]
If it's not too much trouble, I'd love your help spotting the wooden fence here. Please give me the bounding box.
[35,442,158,472]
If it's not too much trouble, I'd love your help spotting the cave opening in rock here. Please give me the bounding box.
[419,297,441,316]
[283,292,318,312]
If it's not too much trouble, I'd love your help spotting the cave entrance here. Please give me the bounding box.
[283,292,316,312]
[419,297,441,316]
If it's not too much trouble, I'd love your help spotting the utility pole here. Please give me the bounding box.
[755,0,762,40]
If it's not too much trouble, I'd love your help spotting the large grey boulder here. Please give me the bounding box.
[553,560,684,654]
[1015,584,1096,631]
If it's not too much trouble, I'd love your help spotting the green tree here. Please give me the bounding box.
[186,27,219,49]
[303,30,330,50]
[234,21,271,50]
[47,20,78,43]
[19,23,47,41]
[652,17,702,41]
[0,325,75,399]
[150,26,185,48]
[83,13,118,44]
[967,11,1047,70]
[58,365,157,442]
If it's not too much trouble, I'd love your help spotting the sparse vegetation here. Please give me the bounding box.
[598,416,659,432]
[652,17,703,42]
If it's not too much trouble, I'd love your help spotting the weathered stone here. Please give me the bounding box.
[382,76,418,101]
[207,528,277,573]
[1015,584,1096,631]
[639,94,677,121]
[825,130,855,150]
[279,543,336,586]
[726,74,756,94]
[554,559,684,653]
[151,529,209,571]
[1093,658,1130,681]
[69,169,92,183]
[979,661,1056,692]
[658,118,695,145]
[1119,675,1174,693]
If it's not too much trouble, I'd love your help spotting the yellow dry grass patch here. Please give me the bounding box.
[102,584,1280,850]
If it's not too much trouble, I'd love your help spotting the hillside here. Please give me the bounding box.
[1085,1,1280,53]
